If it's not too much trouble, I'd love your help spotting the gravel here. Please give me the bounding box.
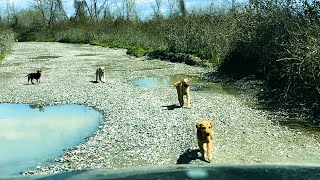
[1,42,320,175]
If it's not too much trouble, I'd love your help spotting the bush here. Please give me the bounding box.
[0,26,15,61]
[55,28,92,44]
[126,44,148,57]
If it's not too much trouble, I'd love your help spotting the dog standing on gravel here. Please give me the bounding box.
[96,67,105,83]
[26,68,42,84]
[174,78,191,109]
[196,119,214,162]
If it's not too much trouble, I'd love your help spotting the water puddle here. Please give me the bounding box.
[31,55,61,60]
[0,103,102,176]
[279,117,320,137]
[0,72,13,78]
[130,74,240,93]
[76,54,100,57]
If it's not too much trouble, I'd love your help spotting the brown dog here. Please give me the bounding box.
[196,119,214,162]
[174,78,191,109]
[26,69,42,84]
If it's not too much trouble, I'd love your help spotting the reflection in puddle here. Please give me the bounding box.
[0,103,102,176]
[28,103,45,112]
[130,74,240,93]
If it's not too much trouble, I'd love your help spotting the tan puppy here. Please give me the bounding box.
[196,119,214,162]
[95,67,105,83]
[174,78,191,109]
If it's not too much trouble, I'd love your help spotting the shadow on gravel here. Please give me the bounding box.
[89,80,99,83]
[176,148,203,164]
[23,83,38,85]
[162,104,181,110]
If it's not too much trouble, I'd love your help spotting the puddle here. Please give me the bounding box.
[76,54,100,56]
[0,72,13,78]
[130,74,240,93]
[0,103,102,176]
[31,55,61,60]
[0,62,22,67]
[279,117,320,137]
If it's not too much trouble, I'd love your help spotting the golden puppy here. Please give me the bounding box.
[174,78,191,109]
[196,119,214,162]
[96,67,105,83]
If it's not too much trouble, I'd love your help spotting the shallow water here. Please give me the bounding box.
[0,103,102,176]
[279,117,320,137]
[130,74,240,94]
[31,55,61,59]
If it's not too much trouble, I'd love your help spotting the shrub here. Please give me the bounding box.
[126,44,148,57]
[0,26,15,61]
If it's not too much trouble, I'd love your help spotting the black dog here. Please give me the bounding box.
[26,69,42,84]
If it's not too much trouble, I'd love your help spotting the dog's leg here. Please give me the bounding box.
[207,141,213,162]
[186,93,191,109]
[102,73,105,83]
[96,71,99,82]
[178,94,184,107]
[100,74,104,82]
[31,78,34,84]
[176,87,184,107]
[198,141,204,158]
[202,143,208,160]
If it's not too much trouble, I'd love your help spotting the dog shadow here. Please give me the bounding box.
[161,104,181,110]
[176,148,206,164]
[89,80,99,83]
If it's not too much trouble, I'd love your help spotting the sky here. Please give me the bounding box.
[0,0,248,19]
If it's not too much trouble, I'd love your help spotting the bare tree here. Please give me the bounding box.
[123,0,137,20]
[112,0,137,20]
[150,0,163,18]
[74,0,87,21]
[178,0,187,16]
[33,0,68,26]
[232,0,236,9]
[85,0,108,20]
[167,0,178,16]
[5,0,18,25]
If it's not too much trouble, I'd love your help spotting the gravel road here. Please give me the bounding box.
[1,42,320,175]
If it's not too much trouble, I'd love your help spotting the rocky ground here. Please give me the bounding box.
[1,42,320,176]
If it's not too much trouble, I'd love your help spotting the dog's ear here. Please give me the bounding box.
[174,81,180,87]
[188,78,192,83]
[196,121,201,129]
[209,120,214,129]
